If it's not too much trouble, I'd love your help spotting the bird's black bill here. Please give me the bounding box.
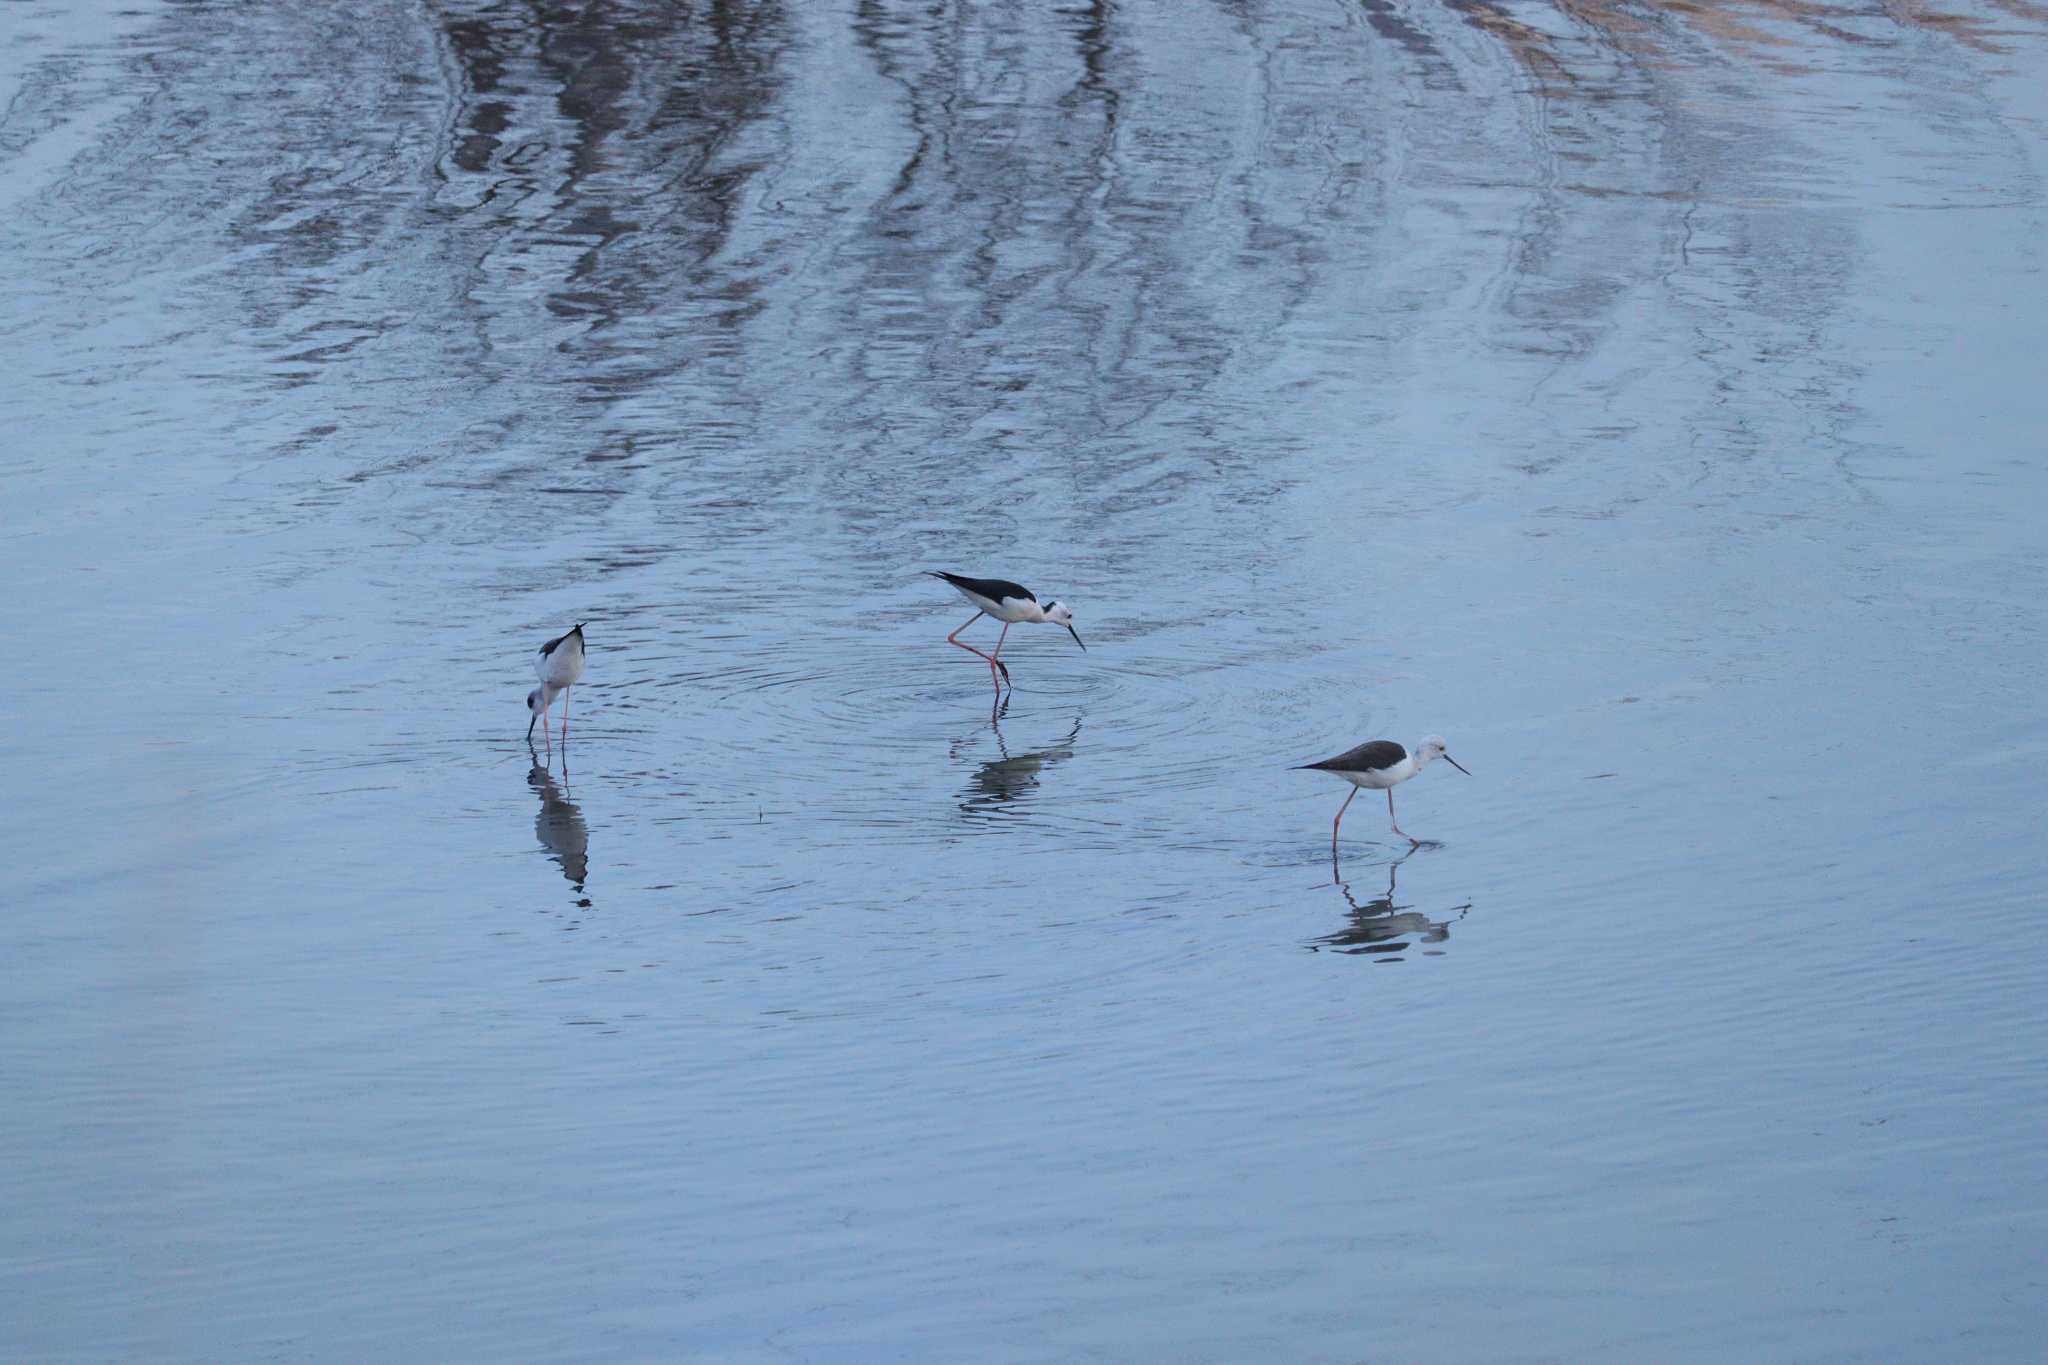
[1445,755,1471,775]
[1066,625,1086,652]
[526,713,539,741]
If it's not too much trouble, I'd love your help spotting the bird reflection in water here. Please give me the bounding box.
[955,704,1082,817]
[1311,850,1467,959]
[528,758,590,897]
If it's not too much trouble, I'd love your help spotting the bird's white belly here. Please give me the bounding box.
[960,589,1038,624]
[1339,764,1408,790]
[537,645,585,688]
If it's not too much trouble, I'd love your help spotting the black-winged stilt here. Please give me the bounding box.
[1297,734,1469,851]
[927,571,1084,695]
[526,623,587,751]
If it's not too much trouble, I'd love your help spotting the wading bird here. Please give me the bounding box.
[927,571,1084,696]
[1297,734,1469,851]
[526,623,587,751]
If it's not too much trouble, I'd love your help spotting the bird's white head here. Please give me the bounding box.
[1418,735,1471,775]
[526,684,556,741]
[1041,600,1086,651]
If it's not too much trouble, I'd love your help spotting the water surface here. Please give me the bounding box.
[4,0,2047,1358]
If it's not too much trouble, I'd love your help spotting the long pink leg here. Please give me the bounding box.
[541,696,553,754]
[1331,787,1357,857]
[559,686,571,745]
[988,622,1012,693]
[1389,789,1415,843]
[946,612,1010,692]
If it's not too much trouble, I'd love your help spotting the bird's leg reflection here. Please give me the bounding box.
[528,761,590,893]
[529,734,567,781]
[1313,850,1468,956]
[1336,845,1413,904]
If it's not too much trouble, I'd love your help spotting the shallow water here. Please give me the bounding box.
[4,0,2047,1358]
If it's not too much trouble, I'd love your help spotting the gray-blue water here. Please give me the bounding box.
[5,0,2046,1358]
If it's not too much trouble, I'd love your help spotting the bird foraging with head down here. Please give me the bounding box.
[927,571,1084,697]
[526,622,587,751]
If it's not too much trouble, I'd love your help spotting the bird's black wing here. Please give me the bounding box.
[928,571,1036,603]
[539,623,588,657]
[1299,739,1406,773]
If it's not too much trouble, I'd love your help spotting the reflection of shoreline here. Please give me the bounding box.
[529,762,589,892]
[1311,852,1467,959]
[955,713,1082,817]
[1442,0,2018,87]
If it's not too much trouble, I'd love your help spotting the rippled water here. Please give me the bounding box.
[5,0,2047,1357]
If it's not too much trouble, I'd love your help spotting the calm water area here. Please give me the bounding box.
[3,0,2046,1358]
